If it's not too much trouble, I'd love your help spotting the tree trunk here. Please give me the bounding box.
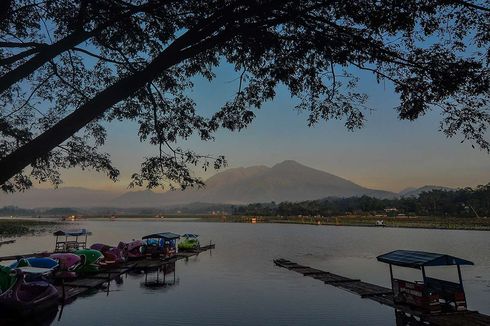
[0,26,227,185]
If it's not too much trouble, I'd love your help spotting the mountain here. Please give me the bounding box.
[400,185,454,197]
[0,187,118,209]
[1,161,399,208]
[398,187,417,196]
[113,160,396,206]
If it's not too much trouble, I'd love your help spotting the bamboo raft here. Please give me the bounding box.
[273,258,490,326]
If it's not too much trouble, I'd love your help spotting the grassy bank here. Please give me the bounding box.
[0,219,60,237]
[198,215,490,231]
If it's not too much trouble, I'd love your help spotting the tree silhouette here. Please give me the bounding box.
[1,0,488,192]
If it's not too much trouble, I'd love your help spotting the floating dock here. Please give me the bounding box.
[58,244,215,301]
[0,244,215,303]
[273,258,490,326]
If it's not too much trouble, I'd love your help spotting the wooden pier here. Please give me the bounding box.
[0,243,214,303]
[57,244,215,302]
[274,258,490,326]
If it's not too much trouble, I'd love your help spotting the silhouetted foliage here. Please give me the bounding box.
[233,184,490,218]
[1,1,488,192]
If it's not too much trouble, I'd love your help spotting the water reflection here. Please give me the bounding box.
[0,261,181,325]
[0,220,488,325]
[0,305,59,325]
[140,262,178,290]
[394,310,427,326]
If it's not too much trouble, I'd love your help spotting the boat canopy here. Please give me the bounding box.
[377,250,474,269]
[182,233,198,238]
[142,232,180,240]
[53,229,88,236]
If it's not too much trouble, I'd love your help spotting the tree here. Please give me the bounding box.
[1,0,489,192]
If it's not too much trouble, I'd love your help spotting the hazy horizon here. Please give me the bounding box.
[25,158,488,195]
[16,64,490,194]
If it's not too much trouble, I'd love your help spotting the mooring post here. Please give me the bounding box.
[389,264,394,293]
[61,278,66,302]
[107,270,111,296]
[457,264,464,290]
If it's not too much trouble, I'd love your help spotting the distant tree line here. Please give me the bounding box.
[232,184,490,218]
[0,206,78,216]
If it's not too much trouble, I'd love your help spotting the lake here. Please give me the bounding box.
[1,219,489,325]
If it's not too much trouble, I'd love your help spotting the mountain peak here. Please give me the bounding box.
[0,160,398,208]
[272,160,303,168]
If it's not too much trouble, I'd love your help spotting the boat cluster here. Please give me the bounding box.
[0,230,200,315]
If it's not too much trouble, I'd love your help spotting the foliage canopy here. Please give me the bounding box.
[0,0,489,192]
[234,184,490,218]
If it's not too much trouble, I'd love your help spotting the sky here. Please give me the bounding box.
[52,61,490,194]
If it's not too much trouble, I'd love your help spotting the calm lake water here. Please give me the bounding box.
[1,219,489,325]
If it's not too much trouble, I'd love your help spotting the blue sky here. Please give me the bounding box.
[58,62,490,193]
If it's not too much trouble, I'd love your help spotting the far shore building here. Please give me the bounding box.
[384,208,398,217]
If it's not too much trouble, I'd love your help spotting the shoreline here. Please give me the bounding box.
[3,215,489,232]
[0,219,60,238]
[195,215,490,231]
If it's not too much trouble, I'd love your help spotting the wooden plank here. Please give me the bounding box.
[337,281,392,297]
[369,294,395,306]
[360,291,393,298]
[64,278,108,288]
[0,252,46,261]
[287,268,316,274]
[273,258,490,325]
[56,286,89,300]
[323,279,361,284]
[302,269,327,275]
[176,252,198,258]
[287,265,309,270]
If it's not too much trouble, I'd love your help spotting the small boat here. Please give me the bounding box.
[0,266,59,315]
[10,257,59,270]
[53,229,89,252]
[74,249,104,273]
[142,232,180,258]
[377,250,474,313]
[50,253,82,278]
[90,243,126,264]
[178,233,200,251]
[117,240,147,260]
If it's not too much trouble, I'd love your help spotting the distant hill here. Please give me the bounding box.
[399,185,454,197]
[0,187,118,209]
[1,160,411,209]
[112,160,396,207]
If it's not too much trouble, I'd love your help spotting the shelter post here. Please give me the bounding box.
[457,264,464,288]
[389,264,394,292]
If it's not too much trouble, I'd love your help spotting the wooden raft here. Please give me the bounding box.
[54,244,215,301]
[273,258,490,326]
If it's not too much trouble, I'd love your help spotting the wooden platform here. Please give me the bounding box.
[274,258,490,326]
[53,245,214,302]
